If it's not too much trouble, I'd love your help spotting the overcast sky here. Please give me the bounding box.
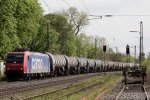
[38,0,150,57]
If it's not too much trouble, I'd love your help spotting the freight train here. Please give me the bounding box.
[5,51,137,80]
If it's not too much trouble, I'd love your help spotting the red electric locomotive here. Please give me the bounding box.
[5,51,50,80]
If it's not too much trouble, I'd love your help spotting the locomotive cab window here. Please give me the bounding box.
[6,54,24,63]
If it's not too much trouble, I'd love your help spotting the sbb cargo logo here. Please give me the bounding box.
[31,58,43,70]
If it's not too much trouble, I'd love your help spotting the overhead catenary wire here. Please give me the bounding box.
[62,0,72,7]
[41,0,50,13]
[89,14,150,17]
[81,0,89,11]
[41,0,52,51]
[119,14,150,16]
[127,22,140,29]
[86,12,104,43]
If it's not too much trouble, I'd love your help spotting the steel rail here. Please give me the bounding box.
[143,85,149,100]
[115,85,126,100]
[23,77,106,100]
[53,81,103,100]
[0,73,102,98]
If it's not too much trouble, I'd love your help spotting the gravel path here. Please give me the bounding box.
[101,83,148,100]
[101,82,124,100]
[118,85,146,100]
[144,76,150,99]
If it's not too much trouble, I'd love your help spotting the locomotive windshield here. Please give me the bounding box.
[6,54,24,63]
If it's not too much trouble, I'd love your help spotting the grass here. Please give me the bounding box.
[142,59,150,79]
[65,75,122,100]
[32,74,123,100]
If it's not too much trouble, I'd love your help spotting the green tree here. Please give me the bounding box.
[143,54,150,73]
[48,13,76,56]
[15,0,43,49]
[64,7,89,35]
[0,0,42,59]
[0,0,20,59]
[36,13,76,56]
[76,33,88,57]
[76,33,96,58]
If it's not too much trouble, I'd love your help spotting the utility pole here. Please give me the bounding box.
[95,38,97,59]
[47,20,50,51]
[130,21,144,68]
[116,46,118,61]
[130,45,136,64]
[103,45,107,70]
[139,21,143,68]
[126,44,130,63]
[134,46,136,64]
[79,45,81,57]
[42,0,51,52]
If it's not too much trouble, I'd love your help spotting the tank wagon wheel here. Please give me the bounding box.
[24,74,31,81]
[65,71,68,75]
[41,73,45,79]
[23,75,27,81]
[40,74,42,79]
[28,76,31,81]
[43,74,47,79]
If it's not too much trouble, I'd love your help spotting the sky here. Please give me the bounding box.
[38,0,150,57]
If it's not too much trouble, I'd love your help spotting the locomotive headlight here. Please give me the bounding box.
[20,68,22,70]
[7,68,10,70]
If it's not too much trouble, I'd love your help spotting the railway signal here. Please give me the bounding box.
[103,45,106,52]
[126,45,130,55]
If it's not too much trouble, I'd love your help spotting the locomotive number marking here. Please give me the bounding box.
[31,58,43,70]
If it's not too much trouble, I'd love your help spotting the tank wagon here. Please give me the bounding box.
[95,60,103,72]
[87,59,96,73]
[108,61,114,71]
[45,52,69,76]
[68,57,79,74]
[78,58,88,74]
[5,51,135,80]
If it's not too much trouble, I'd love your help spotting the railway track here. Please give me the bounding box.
[101,82,149,100]
[0,73,103,99]
[23,78,104,100]
[115,84,149,100]
[52,81,103,100]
